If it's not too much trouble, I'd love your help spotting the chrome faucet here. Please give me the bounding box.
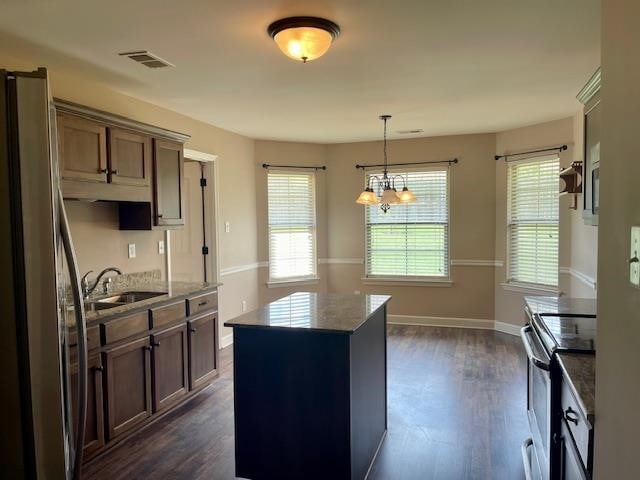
[81,267,123,299]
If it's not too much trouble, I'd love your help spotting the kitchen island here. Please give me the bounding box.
[224,292,391,480]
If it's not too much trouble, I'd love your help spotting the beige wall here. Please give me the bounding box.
[594,1,640,477]
[325,134,497,320]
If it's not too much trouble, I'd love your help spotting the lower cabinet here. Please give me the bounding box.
[103,336,152,440]
[188,312,218,390]
[560,420,587,480]
[151,323,189,412]
[71,354,105,460]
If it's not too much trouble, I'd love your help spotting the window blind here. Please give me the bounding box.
[507,155,559,287]
[366,169,449,278]
[268,171,317,281]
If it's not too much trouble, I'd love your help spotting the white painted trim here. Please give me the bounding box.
[219,332,233,349]
[267,277,320,288]
[184,148,218,163]
[389,315,521,336]
[389,315,494,330]
[319,257,364,265]
[494,321,522,336]
[500,282,560,295]
[220,261,268,277]
[362,277,453,287]
[559,267,597,290]
[450,259,504,267]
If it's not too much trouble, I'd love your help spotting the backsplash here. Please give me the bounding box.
[65,200,166,279]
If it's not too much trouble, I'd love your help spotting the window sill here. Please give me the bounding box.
[500,282,560,295]
[361,277,453,287]
[267,277,320,288]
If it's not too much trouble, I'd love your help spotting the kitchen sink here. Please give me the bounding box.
[94,291,168,305]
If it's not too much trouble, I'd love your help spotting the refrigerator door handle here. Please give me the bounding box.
[58,187,88,480]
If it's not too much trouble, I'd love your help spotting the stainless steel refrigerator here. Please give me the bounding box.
[0,68,89,479]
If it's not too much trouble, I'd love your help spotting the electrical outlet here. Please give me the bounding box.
[225,221,230,233]
[241,300,247,312]
[631,226,640,287]
[158,240,165,254]
[128,243,136,259]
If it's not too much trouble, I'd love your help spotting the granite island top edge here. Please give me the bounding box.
[557,352,596,427]
[224,292,392,335]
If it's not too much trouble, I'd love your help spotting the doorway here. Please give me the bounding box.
[169,154,219,283]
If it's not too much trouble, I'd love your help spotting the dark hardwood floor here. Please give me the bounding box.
[83,325,527,480]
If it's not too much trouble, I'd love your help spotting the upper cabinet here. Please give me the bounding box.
[153,139,185,227]
[55,100,190,230]
[109,128,152,187]
[577,68,601,226]
[57,114,108,183]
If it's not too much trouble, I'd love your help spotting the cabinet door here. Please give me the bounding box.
[109,128,152,187]
[70,355,105,460]
[151,323,189,412]
[153,139,185,227]
[57,113,108,182]
[560,421,588,480]
[188,312,218,390]
[104,336,152,440]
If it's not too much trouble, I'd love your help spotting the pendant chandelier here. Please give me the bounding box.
[356,115,416,213]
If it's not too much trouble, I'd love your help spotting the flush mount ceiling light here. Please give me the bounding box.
[356,115,417,213]
[267,16,340,63]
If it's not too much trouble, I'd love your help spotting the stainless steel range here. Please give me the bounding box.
[520,297,596,480]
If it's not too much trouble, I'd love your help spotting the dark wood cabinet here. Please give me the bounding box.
[70,354,105,460]
[103,336,152,440]
[188,312,218,390]
[151,323,189,412]
[57,113,108,183]
[153,139,185,227]
[108,128,152,187]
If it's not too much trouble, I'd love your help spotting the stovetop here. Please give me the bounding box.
[537,314,596,353]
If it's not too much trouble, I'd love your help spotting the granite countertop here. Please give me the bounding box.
[65,272,221,327]
[525,296,597,317]
[557,352,596,427]
[224,292,392,334]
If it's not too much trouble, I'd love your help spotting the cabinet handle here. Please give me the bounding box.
[198,301,208,307]
[565,407,579,425]
[110,169,118,175]
[152,341,161,348]
[98,168,107,174]
[143,345,152,351]
[93,365,104,372]
[189,326,197,333]
[157,213,163,218]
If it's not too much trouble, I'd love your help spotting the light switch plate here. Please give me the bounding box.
[128,243,136,259]
[158,240,165,254]
[225,221,230,233]
[631,226,640,287]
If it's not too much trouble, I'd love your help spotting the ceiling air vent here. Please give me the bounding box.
[118,51,174,69]
[397,129,424,135]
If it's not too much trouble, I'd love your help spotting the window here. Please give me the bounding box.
[365,169,449,278]
[507,155,559,287]
[268,171,317,282]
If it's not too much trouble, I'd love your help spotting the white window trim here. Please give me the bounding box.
[267,170,318,283]
[364,166,451,281]
[505,155,559,288]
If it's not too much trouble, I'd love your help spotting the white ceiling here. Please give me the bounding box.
[0,0,600,143]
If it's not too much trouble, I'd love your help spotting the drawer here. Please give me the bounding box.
[150,301,186,329]
[187,291,217,316]
[561,377,592,470]
[69,325,101,351]
[101,311,150,345]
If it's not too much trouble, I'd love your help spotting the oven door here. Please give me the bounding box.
[521,324,552,480]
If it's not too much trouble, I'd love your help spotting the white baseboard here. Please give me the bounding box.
[389,314,521,336]
[219,332,233,349]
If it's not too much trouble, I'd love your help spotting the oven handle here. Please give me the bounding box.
[520,325,550,371]
[521,437,534,480]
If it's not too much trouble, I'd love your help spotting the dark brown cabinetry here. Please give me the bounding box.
[70,355,105,460]
[57,113,108,183]
[151,323,189,412]
[108,128,152,187]
[153,139,185,227]
[188,312,218,390]
[103,336,152,440]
